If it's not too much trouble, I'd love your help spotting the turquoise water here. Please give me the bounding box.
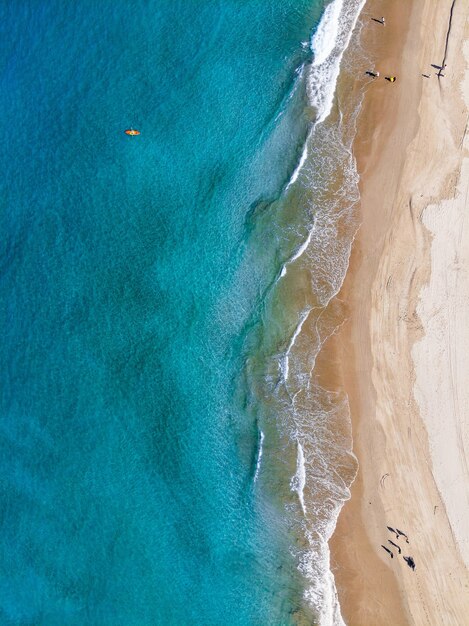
[0,1,338,624]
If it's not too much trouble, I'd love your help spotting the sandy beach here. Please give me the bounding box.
[328,0,469,623]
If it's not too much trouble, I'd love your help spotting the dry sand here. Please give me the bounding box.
[328,0,469,624]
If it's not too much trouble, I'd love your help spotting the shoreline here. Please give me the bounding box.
[326,0,469,623]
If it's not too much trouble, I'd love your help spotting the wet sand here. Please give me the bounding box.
[328,0,469,623]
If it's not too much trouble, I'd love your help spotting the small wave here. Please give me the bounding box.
[308,0,366,123]
[281,308,311,382]
[291,441,307,515]
[285,141,309,190]
[275,62,306,123]
[253,430,264,483]
[280,227,313,278]
[311,0,343,67]
[290,229,312,264]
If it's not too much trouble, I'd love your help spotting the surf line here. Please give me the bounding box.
[308,0,367,124]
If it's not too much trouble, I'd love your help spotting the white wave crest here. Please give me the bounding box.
[311,0,343,67]
[276,63,306,124]
[282,308,311,382]
[253,430,264,483]
[308,0,366,123]
[286,141,309,190]
[290,229,312,264]
[280,227,313,278]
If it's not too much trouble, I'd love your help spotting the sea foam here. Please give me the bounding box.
[278,0,367,623]
[309,0,366,123]
[283,0,366,193]
[291,441,307,515]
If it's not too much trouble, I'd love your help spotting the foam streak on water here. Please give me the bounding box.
[254,430,265,483]
[291,441,307,515]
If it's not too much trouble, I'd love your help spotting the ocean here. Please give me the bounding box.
[0,0,365,624]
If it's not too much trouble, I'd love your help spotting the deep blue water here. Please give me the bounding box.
[0,1,325,624]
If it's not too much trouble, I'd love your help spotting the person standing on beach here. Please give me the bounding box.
[389,540,401,554]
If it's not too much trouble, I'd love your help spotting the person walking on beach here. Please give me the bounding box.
[386,526,399,538]
[388,539,401,554]
[381,545,394,558]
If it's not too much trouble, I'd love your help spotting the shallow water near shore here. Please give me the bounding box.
[0,0,365,623]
